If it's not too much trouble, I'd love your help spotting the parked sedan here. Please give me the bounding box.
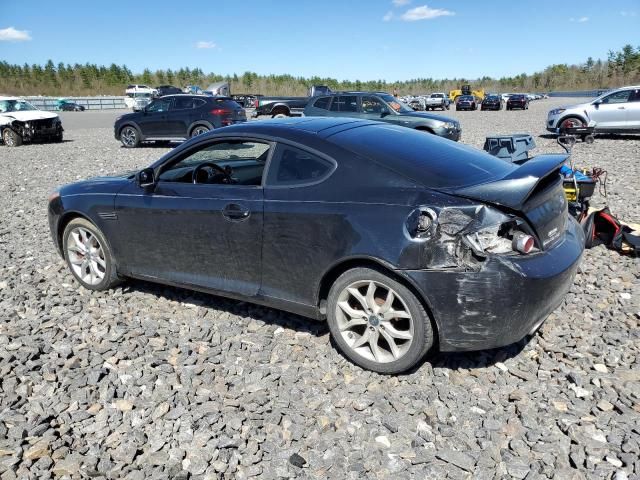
[507,94,529,110]
[304,92,461,141]
[481,95,503,111]
[49,117,583,373]
[60,102,85,112]
[456,95,477,111]
[114,94,246,147]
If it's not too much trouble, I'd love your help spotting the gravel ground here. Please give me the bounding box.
[0,98,639,479]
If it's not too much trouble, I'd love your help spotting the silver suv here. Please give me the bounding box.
[546,85,640,134]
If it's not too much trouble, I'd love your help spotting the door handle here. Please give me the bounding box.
[617,106,625,109]
[222,203,250,221]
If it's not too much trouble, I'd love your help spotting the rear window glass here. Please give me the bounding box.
[313,97,331,110]
[329,124,516,189]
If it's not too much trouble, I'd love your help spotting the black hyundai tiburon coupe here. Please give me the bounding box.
[49,118,584,373]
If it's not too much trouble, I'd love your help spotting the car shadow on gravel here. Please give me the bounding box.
[119,142,179,149]
[122,279,329,337]
[121,278,531,372]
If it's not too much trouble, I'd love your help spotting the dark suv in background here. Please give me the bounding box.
[114,95,246,147]
[303,92,461,141]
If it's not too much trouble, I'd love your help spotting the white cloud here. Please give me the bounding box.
[392,0,411,6]
[195,41,216,49]
[0,27,31,42]
[400,5,455,21]
[620,10,637,16]
[383,11,394,21]
[569,16,589,22]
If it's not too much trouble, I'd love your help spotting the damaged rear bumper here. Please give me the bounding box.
[400,217,584,352]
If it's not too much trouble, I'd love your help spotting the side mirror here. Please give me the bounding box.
[138,167,156,189]
[380,109,390,118]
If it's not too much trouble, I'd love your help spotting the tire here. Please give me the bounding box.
[119,125,140,148]
[326,267,434,374]
[2,128,23,147]
[272,113,288,119]
[62,218,122,291]
[190,125,210,138]
[559,117,584,131]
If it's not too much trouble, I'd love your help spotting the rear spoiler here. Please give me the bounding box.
[448,154,568,210]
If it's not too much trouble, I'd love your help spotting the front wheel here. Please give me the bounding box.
[327,267,434,374]
[63,218,121,291]
[2,128,23,147]
[120,126,140,148]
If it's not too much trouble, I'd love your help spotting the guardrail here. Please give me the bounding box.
[547,89,611,98]
[23,96,127,111]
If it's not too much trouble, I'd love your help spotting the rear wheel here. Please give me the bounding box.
[327,267,434,374]
[63,218,121,291]
[120,126,140,148]
[2,128,22,147]
[190,125,210,137]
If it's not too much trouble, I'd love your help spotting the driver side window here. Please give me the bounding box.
[147,98,172,112]
[158,140,271,186]
[602,90,631,104]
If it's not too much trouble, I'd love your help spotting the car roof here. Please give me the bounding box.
[214,117,378,138]
[0,96,22,101]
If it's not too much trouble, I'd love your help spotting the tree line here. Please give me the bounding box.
[0,44,638,97]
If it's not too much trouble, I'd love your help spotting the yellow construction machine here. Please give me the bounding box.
[448,84,485,103]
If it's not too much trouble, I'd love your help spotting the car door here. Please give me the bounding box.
[328,95,359,119]
[136,97,173,136]
[359,95,388,121]
[168,96,195,137]
[626,88,640,130]
[589,89,632,129]
[113,138,271,297]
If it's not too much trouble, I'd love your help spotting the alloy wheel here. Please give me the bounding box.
[335,280,414,364]
[121,127,137,146]
[66,227,106,286]
[192,126,209,137]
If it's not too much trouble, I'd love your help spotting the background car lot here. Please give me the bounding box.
[0,98,638,478]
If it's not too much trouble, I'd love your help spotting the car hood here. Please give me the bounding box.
[555,100,592,111]
[60,171,137,196]
[0,110,59,123]
[399,112,454,123]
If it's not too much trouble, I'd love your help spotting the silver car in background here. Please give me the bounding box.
[547,85,640,134]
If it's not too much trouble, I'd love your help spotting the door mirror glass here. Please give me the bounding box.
[138,167,155,188]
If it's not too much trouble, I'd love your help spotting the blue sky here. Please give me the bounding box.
[0,0,638,81]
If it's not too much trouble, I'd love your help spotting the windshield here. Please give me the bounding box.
[459,96,474,101]
[0,100,38,113]
[378,94,413,113]
[485,96,500,100]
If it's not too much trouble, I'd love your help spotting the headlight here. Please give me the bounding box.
[549,108,566,115]
[24,122,30,128]
[444,122,456,129]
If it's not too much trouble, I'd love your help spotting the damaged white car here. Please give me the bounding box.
[0,97,63,147]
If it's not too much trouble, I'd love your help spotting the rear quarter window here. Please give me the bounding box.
[266,144,335,187]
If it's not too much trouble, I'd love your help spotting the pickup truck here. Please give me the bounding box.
[424,93,450,111]
[253,85,333,117]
